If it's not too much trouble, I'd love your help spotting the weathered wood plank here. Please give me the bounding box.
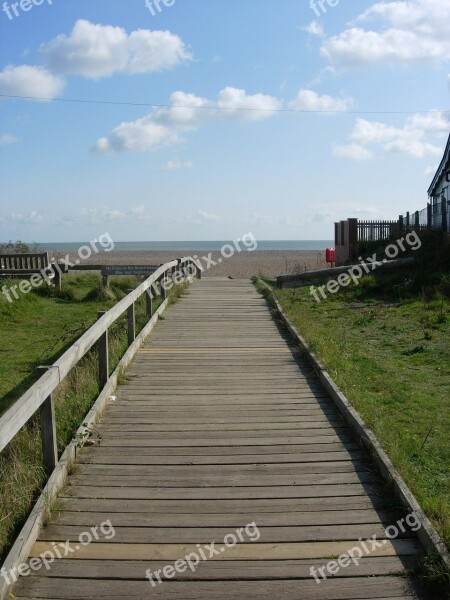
[25,556,419,580]
[30,540,422,561]
[64,483,381,500]
[13,576,428,600]
[6,278,434,600]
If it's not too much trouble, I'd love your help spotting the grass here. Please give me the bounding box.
[258,250,450,551]
[0,272,188,561]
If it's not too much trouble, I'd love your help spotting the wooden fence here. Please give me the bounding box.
[335,199,449,265]
[0,256,199,600]
[0,257,197,461]
[357,220,400,242]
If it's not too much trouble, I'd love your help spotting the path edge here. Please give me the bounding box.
[0,289,181,600]
[256,278,449,569]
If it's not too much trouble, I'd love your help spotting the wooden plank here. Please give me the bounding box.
[78,452,361,466]
[64,483,380,500]
[68,471,376,488]
[30,540,422,561]
[13,576,428,599]
[40,524,414,544]
[97,434,353,447]
[58,496,390,514]
[4,278,433,600]
[55,508,398,528]
[80,442,360,456]
[24,556,420,580]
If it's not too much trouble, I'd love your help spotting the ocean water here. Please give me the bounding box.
[37,240,333,252]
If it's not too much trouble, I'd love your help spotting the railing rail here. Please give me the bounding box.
[0,257,198,461]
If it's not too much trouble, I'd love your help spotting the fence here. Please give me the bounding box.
[400,198,449,233]
[334,199,449,265]
[357,220,400,242]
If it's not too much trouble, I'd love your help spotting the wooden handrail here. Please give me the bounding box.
[0,258,196,454]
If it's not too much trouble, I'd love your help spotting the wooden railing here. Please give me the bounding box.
[0,257,198,473]
[357,220,400,242]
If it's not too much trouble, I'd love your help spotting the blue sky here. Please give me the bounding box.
[0,0,449,242]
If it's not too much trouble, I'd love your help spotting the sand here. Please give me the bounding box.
[69,249,328,279]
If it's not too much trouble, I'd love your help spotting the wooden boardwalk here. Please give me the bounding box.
[14,279,430,599]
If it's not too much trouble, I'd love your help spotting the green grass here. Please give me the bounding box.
[260,274,450,549]
[0,273,137,414]
[0,272,187,561]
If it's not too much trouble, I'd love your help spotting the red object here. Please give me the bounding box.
[326,248,335,264]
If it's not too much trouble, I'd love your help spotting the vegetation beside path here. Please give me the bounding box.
[0,271,185,561]
[258,233,450,552]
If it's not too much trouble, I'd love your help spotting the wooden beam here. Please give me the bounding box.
[97,311,109,389]
[127,303,136,346]
[37,366,58,479]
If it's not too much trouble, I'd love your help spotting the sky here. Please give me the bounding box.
[0,0,449,242]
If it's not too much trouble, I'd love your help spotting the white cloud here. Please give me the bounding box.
[78,205,150,222]
[248,213,274,225]
[0,65,65,99]
[10,211,43,224]
[384,139,441,158]
[0,134,18,145]
[130,205,145,215]
[94,120,179,154]
[291,89,353,113]
[335,111,450,160]
[158,159,193,171]
[332,143,373,160]
[41,19,192,79]
[321,0,450,67]
[215,87,282,121]
[198,210,219,222]
[94,87,282,154]
[303,21,324,37]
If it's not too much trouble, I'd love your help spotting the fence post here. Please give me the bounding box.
[427,203,432,231]
[37,366,58,478]
[160,274,167,300]
[442,197,448,233]
[146,290,153,319]
[348,218,358,261]
[128,302,136,346]
[52,264,62,291]
[97,311,109,389]
[196,259,202,279]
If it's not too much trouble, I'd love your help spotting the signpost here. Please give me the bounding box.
[100,265,160,287]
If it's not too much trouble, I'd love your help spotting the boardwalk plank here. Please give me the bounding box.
[11,279,429,600]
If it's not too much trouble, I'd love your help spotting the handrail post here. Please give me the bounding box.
[161,274,167,300]
[37,366,58,478]
[97,311,109,389]
[146,290,153,319]
[128,302,136,346]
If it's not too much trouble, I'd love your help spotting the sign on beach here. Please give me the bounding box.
[100,265,160,277]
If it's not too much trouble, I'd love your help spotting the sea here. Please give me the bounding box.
[37,241,334,252]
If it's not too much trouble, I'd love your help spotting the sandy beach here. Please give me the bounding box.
[74,249,329,279]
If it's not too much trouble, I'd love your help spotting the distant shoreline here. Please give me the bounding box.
[36,240,334,253]
[53,248,330,279]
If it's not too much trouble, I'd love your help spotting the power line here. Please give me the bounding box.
[0,93,448,115]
